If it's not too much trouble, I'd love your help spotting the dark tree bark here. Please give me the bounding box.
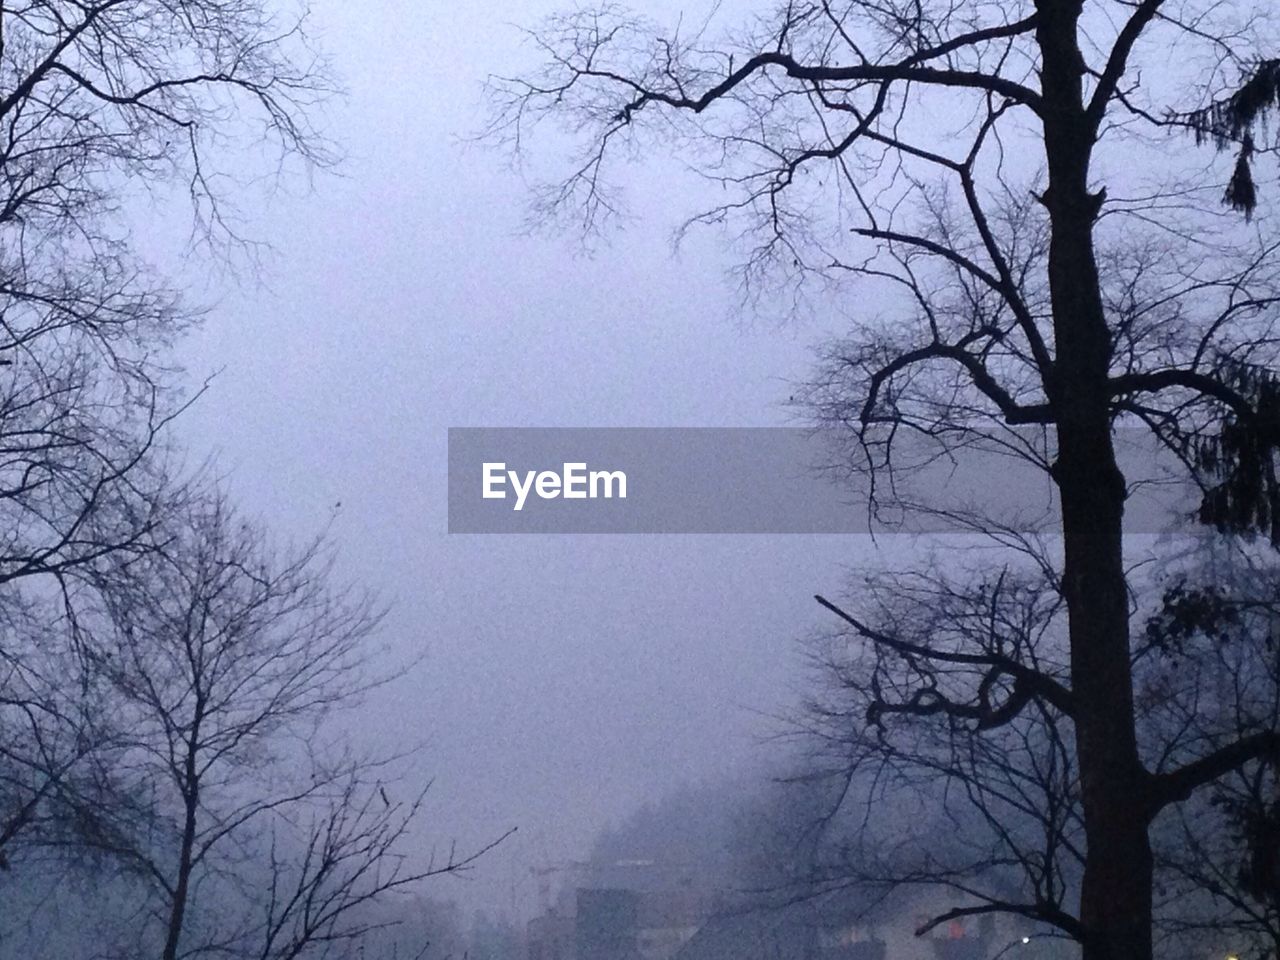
[1036,5,1152,958]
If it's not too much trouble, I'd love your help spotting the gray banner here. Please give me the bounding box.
[447,427,1198,534]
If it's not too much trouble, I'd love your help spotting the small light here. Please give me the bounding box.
[1021,938,1031,945]
[1226,954,1239,960]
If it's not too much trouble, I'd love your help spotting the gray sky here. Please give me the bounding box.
[163,0,892,923]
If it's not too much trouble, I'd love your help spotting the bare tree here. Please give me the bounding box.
[0,0,339,867]
[58,492,505,960]
[489,3,1280,958]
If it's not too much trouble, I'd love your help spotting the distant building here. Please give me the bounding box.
[634,889,709,960]
[577,889,642,960]
[525,863,1073,960]
[528,879,713,960]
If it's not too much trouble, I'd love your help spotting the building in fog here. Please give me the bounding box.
[528,875,1075,960]
[529,906,577,960]
[528,886,712,960]
[575,888,707,960]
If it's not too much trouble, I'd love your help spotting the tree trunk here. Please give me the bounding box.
[1036,3,1153,960]
[162,727,202,960]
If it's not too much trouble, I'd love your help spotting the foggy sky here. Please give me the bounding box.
[160,0,894,923]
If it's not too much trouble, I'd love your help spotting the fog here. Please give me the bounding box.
[160,0,878,923]
[8,3,1271,959]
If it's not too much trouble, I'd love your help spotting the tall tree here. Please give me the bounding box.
[0,0,336,869]
[73,492,503,960]
[490,4,1280,960]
